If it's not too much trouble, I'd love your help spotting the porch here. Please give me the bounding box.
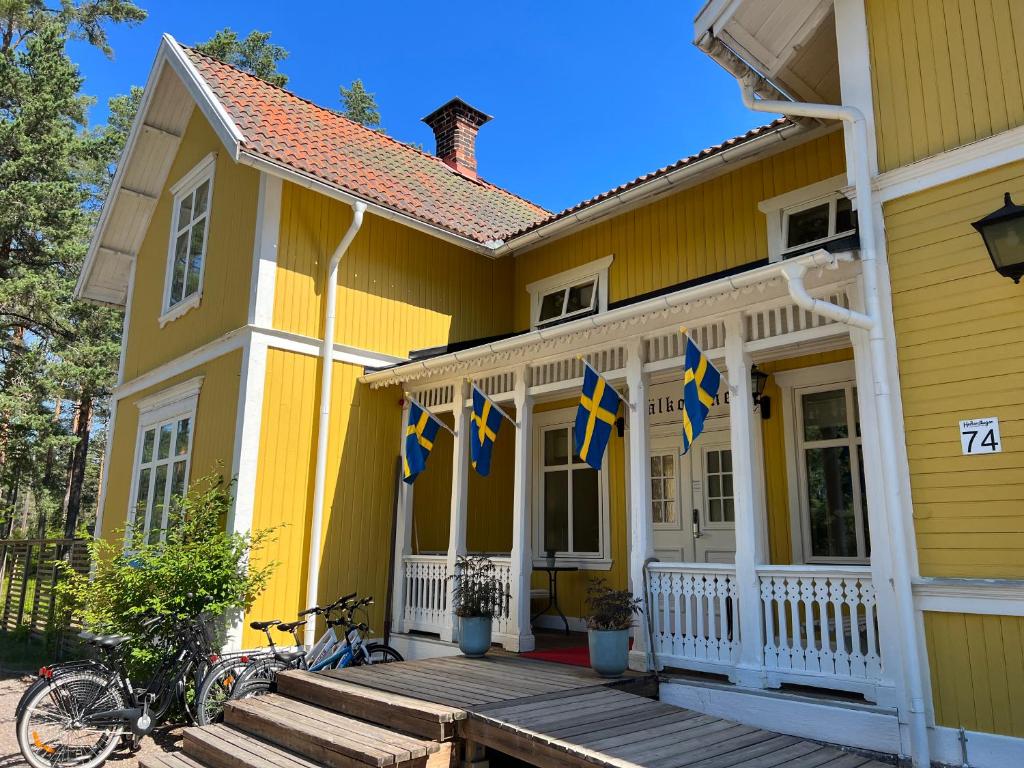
[366,252,903,707]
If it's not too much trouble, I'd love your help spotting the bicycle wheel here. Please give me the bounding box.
[196,657,250,725]
[230,676,275,701]
[230,657,292,692]
[17,670,126,768]
[359,643,404,665]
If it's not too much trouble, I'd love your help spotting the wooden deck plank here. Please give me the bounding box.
[676,735,806,768]
[545,705,693,739]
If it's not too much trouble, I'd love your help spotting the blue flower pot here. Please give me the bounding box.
[459,616,493,657]
[588,628,629,677]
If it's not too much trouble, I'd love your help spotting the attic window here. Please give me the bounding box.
[161,153,216,326]
[527,255,613,330]
[782,194,855,255]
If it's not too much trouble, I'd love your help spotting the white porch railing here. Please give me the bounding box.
[758,565,882,694]
[399,553,514,644]
[647,563,740,674]
[400,554,449,634]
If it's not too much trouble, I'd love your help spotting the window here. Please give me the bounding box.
[526,255,613,330]
[127,377,202,546]
[758,175,857,262]
[650,453,677,525]
[162,154,215,325]
[796,383,868,561]
[781,194,855,255]
[704,448,734,523]
[533,411,610,568]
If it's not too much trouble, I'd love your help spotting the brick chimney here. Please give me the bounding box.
[421,98,492,179]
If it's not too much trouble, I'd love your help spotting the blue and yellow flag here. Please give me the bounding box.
[403,402,442,484]
[470,387,503,476]
[682,336,721,454]
[574,363,622,470]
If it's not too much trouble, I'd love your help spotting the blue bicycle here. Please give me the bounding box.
[228,595,402,700]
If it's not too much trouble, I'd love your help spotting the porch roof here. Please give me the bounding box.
[360,248,860,390]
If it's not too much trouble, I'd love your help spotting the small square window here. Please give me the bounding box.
[536,278,598,327]
[780,193,857,257]
[527,256,613,330]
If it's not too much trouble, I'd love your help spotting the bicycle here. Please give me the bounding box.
[229,594,402,700]
[193,592,356,725]
[16,612,217,768]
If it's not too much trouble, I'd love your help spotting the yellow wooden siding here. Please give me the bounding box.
[102,351,242,541]
[512,131,846,329]
[865,0,1024,172]
[924,611,1024,737]
[760,348,855,566]
[274,183,514,358]
[122,112,259,381]
[245,350,402,647]
[885,161,1024,578]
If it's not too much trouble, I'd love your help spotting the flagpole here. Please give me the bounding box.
[577,356,634,411]
[470,383,518,428]
[403,393,457,437]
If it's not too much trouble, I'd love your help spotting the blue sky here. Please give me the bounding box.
[70,1,774,214]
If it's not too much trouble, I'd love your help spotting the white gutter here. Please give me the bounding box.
[361,248,850,388]
[492,120,815,257]
[780,260,872,329]
[740,77,931,767]
[304,201,366,647]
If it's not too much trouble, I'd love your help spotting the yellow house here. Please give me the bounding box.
[76,3,1024,766]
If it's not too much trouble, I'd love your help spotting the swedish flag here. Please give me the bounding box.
[403,402,442,484]
[574,362,622,470]
[682,336,721,454]
[470,387,503,476]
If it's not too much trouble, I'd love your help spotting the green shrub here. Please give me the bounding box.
[585,578,642,631]
[57,472,279,673]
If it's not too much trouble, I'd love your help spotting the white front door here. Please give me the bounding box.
[651,427,736,564]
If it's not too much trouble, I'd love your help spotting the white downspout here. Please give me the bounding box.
[740,77,930,767]
[304,201,366,648]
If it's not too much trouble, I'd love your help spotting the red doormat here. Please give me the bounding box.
[520,645,590,668]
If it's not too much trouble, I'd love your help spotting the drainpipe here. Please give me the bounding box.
[304,201,366,648]
[739,77,930,767]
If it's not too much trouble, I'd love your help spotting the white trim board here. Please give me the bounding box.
[874,123,1024,203]
[658,677,902,757]
[931,724,1024,768]
[914,578,1024,617]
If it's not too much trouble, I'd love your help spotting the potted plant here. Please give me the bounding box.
[449,555,503,657]
[585,578,642,677]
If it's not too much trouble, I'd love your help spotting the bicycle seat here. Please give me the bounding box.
[249,619,281,631]
[77,631,98,643]
[95,635,130,650]
[273,649,305,664]
[276,620,307,633]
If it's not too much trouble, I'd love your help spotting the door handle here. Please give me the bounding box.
[692,509,702,539]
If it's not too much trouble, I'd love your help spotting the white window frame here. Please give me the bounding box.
[532,407,612,569]
[125,376,203,547]
[526,255,613,330]
[758,175,855,262]
[775,361,869,564]
[160,153,217,327]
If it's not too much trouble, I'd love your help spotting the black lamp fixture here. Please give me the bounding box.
[750,364,771,420]
[971,192,1024,283]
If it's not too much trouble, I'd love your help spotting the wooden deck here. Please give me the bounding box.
[148,654,896,768]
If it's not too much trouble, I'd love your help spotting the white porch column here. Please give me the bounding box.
[723,313,768,688]
[443,382,470,642]
[390,400,414,634]
[625,339,655,671]
[508,366,535,652]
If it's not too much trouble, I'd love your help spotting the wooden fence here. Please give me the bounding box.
[0,538,90,648]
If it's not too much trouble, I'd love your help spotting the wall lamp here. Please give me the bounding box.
[751,364,770,420]
[972,192,1024,283]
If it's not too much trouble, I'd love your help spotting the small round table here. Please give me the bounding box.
[531,565,579,634]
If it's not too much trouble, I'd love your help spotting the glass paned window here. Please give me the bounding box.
[131,414,194,545]
[798,384,869,561]
[540,423,603,558]
[650,453,677,524]
[705,449,734,523]
[167,165,213,311]
[782,193,857,255]
[536,278,599,327]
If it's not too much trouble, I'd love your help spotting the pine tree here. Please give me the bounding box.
[194,29,289,88]
[339,79,383,132]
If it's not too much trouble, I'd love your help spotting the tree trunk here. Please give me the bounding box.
[63,395,92,539]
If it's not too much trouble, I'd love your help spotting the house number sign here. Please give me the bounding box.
[959,417,1002,455]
